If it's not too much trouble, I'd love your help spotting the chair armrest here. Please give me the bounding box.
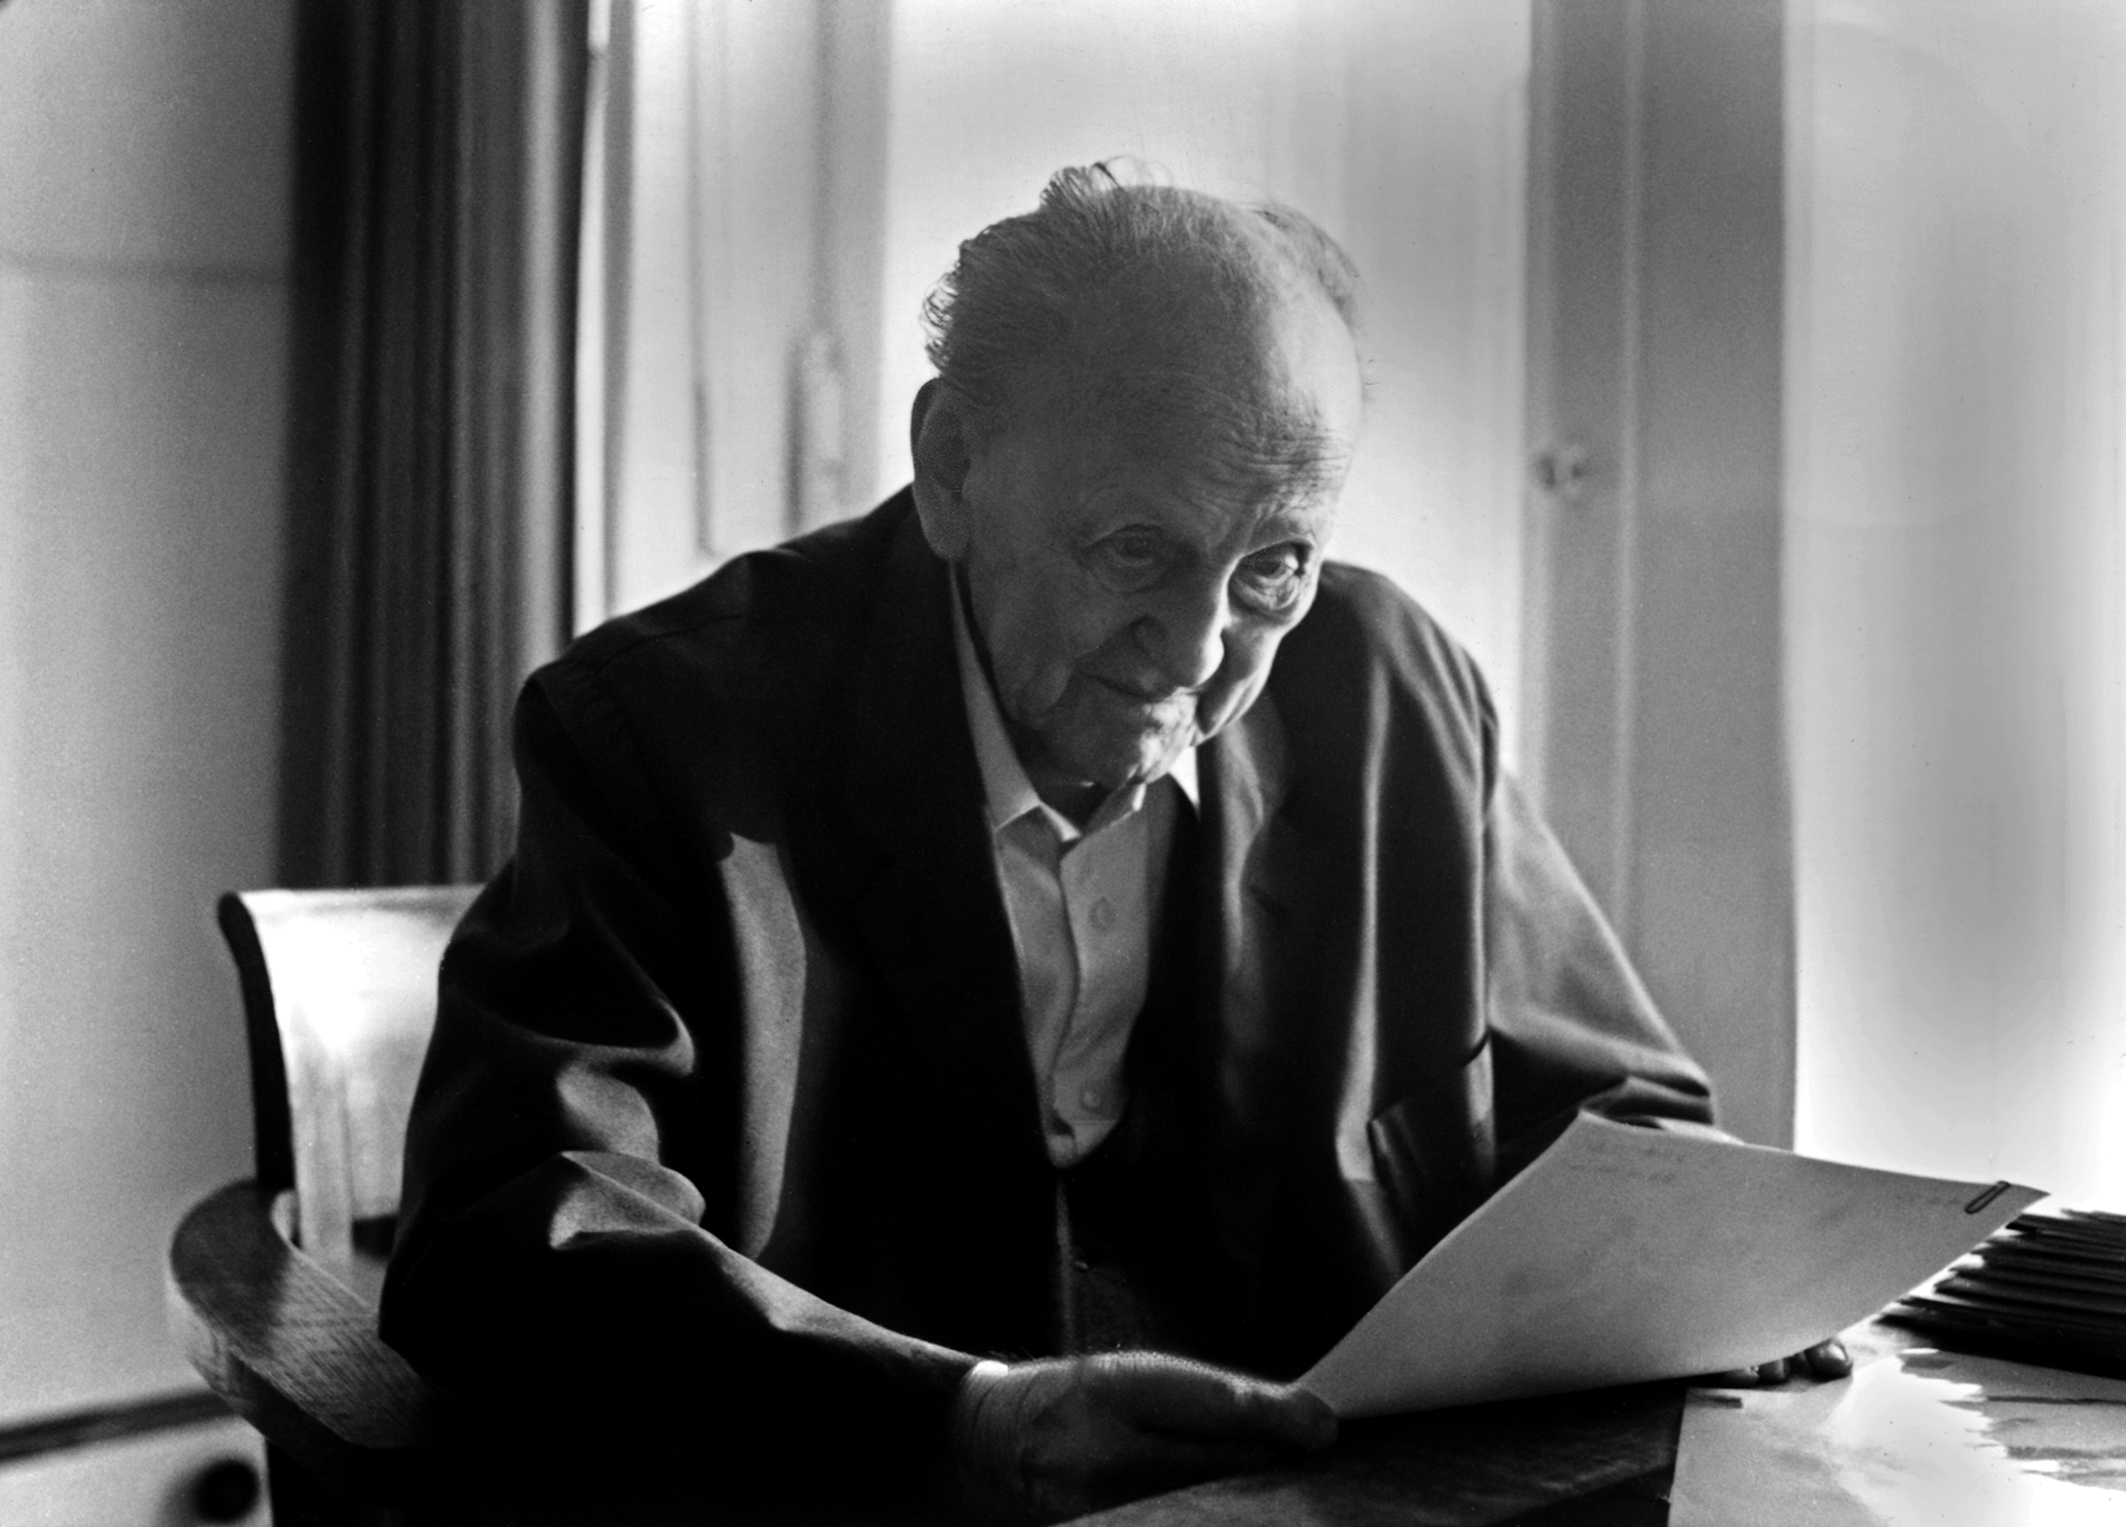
[166,1179,459,1503]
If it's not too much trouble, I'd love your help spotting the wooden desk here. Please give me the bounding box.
[1080,1321,2126,1525]
[1668,1322,2126,1525]
[1081,1381,1682,1525]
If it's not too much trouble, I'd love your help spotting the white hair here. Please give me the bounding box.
[920,163,1364,487]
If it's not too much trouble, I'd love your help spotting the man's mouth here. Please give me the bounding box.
[1092,673,1182,704]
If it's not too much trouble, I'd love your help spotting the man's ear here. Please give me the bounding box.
[909,379,976,561]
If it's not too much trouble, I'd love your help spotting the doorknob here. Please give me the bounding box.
[1532,444,1592,503]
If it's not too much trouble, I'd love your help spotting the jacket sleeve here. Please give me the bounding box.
[1483,770,1719,1181]
[378,664,976,1515]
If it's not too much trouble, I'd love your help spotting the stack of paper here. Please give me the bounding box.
[1888,1209,2126,1378]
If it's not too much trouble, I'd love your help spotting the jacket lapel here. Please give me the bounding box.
[837,515,1057,1337]
[1188,694,1324,1336]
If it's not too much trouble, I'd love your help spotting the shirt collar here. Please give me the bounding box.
[949,572,1196,841]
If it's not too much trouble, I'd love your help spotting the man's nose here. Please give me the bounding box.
[1138,577,1228,690]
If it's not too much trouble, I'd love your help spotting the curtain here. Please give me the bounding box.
[279,0,589,887]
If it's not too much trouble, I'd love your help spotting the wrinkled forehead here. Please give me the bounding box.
[1029,280,1363,501]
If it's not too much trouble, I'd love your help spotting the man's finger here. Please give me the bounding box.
[1799,1338,1852,1379]
[1096,1356,1337,1449]
[1691,1337,1853,1390]
[1689,1367,1767,1387]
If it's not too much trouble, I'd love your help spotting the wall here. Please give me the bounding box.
[588,0,893,624]
[1524,0,1794,1145]
[1788,0,2126,1204]
[0,0,289,1419]
[591,0,826,617]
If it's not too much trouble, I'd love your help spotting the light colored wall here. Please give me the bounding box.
[875,0,1532,750]
[592,0,890,623]
[595,0,827,616]
[1788,0,2126,1203]
[0,0,290,1419]
[1524,0,1793,1144]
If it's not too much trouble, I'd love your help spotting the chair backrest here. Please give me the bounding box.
[217,886,481,1278]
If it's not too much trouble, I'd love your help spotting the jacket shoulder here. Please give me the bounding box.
[559,495,908,678]
[1284,561,1494,736]
[511,493,918,812]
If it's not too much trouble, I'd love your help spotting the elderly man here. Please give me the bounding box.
[382,167,1824,1523]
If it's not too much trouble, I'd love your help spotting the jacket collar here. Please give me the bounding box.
[836,508,1059,1346]
[840,506,1038,1143]
[1186,685,1319,1328]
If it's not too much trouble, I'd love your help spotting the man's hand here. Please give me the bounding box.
[950,1351,1337,1524]
[1692,1337,1853,1388]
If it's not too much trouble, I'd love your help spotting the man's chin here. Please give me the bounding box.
[1058,735,1192,794]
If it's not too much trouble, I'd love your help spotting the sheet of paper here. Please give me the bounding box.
[1300,1113,2043,1418]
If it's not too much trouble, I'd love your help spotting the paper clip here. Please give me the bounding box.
[1964,1182,2010,1215]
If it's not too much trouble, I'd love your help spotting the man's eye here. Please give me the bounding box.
[1235,548,1307,610]
[1094,532,1166,585]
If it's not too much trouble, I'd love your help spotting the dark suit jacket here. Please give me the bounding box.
[380,490,1713,1512]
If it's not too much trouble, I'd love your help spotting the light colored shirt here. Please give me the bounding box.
[950,587,1197,1168]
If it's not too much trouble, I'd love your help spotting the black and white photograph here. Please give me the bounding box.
[2,1,2123,1523]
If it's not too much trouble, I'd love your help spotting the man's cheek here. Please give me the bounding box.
[1001,663,1068,725]
[1200,635,1282,731]
[998,637,1079,723]
[1052,572,1133,656]
[1238,620,1299,680]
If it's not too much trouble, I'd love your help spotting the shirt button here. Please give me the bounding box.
[1090,898,1116,932]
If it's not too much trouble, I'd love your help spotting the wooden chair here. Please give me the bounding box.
[166,885,482,1524]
